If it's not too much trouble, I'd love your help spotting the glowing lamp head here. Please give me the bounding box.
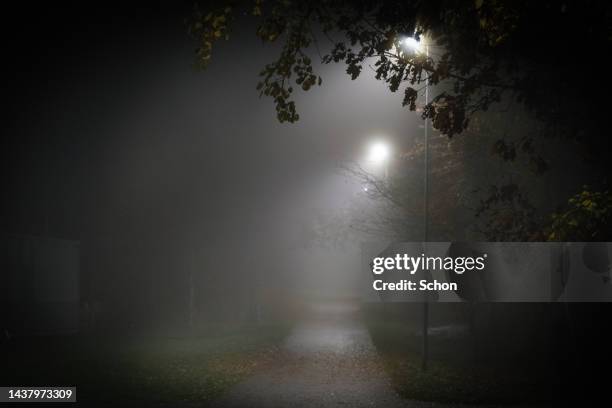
[401,36,422,53]
[368,142,390,164]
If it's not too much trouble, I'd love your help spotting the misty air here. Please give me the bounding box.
[2,2,612,407]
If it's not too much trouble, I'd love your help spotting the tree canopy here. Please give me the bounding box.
[190,0,612,240]
[192,1,609,137]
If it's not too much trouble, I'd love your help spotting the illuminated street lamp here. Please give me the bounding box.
[368,141,390,164]
[402,35,431,371]
[367,141,391,180]
[401,36,423,54]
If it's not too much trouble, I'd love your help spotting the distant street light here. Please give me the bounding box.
[366,141,391,180]
[368,142,390,164]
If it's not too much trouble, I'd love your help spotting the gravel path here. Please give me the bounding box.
[212,302,462,408]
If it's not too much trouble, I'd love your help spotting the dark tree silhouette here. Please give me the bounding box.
[191,1,609,143]
[190,0,612,240]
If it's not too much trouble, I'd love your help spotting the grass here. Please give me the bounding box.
[0,323,291,405]
[364,312,555,405]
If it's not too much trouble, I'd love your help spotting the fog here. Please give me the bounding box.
[1,4,426,332]
[4,4,612,407]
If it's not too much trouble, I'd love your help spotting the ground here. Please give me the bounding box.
[213,302,411,408]
[213,301,553,407]
[1,302,554,407]
[0,324,290,407]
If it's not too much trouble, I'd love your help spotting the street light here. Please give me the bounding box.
[366,141,391,180]
[401,36,423,54]
[402,35,431,371]
[399,36,430,238]
[368,141,390,164]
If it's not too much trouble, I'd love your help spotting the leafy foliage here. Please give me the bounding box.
[190,1,612,240]
[190,1,610,142]
[474,183,542,241]
[490,137,548,174]
[189,4,234,68]
[548,188,612,241]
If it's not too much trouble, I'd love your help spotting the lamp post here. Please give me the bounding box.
[400,36,429,238]
[402,35,430,371]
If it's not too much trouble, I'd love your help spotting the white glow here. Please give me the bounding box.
[368,142,390,164]
[401,36,422,53]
